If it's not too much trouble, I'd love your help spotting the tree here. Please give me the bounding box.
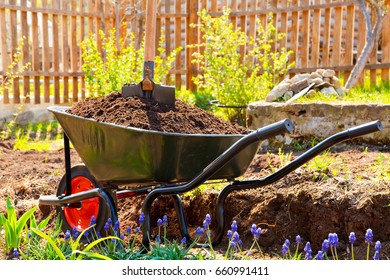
[345,0,388,89]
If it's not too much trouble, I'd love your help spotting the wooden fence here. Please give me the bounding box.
[0,0,389,105]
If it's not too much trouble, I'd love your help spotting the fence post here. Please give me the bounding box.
[186,0,199,92]
[381,0,390,83]
[0,5,8,104]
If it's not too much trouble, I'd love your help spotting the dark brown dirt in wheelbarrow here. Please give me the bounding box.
[67,91,249,135]
[2,139,390,260]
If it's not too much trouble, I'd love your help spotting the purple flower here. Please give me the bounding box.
[139,212,145,225]
[251,224,257,236]
[114,220,120,232]
[227,230,233,240]
[157,218,163,227]
[104,222,110,232]
[181,237,187,245]
[282,243,289,256]
[97,232,101,239]
[232,231,240,243]
[365,229,373,243]
[304,242,311,253]
[231,240,237,249]
[322,239,329,253]
[205,214,211,226]
[328,233,339,247]
[13,249,19,259]
[107,218,112,226]
[284,239,291,247]
[295,235,301,244]
[163,215,168,227]
[254,228,261,239]
[375,241,382,251]
[196,226,204,236]
[231,220,238,232]
[135,227,140,234]
[89,216,96,226]
[203,220,209,229]
[28,231,32,238]
[155,235,160,243]
[349,232,356,244]
[316,251,324,260]
[120,233,125,240]
[64,230,71,241]
[373,250,380,260]
[84,231,90,238]
[126,226,131,234]
[72,226,78,238]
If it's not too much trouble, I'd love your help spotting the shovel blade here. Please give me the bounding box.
[121,83,175,107]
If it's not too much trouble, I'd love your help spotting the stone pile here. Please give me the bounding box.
[265,69,346,102]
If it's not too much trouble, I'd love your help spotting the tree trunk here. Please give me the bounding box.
[345,0,385,89]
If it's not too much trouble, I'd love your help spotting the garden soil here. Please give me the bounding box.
[1,94,390,259]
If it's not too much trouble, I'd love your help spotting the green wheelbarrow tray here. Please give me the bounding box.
[48,106,261,185]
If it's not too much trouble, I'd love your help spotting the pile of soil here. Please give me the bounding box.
[67,92,249,135]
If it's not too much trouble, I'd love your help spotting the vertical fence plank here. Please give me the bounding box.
[382,1,390,83]
[369,11,377,86]
[239,0,248,64]
[21,0,30,103]
[231,0,238,29]
[31,0,41,104]
[164,0,171,85]
[175,0,182,89]
[52,1,60,104]
[322,0,331,67]
[301,0,310,68]
[311,0,321,68]
[95,0,102,51]
[9,0,20,103]
[279,0,288,51]
[0,4,9,104]
[62,0,69,103]
[332,5,343,76]
[156,0,162,61]
[42,0,50,103]
[186,0,198,91]
[80,0,86,99]
[357,4,367,85]
[248,0,257,66]
[289,0,299,68]
[70,0,78,101]
[344,4,355,83]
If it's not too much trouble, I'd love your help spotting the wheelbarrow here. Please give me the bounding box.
[38,106,383,248]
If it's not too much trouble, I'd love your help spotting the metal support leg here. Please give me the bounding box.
[64,133,72,196]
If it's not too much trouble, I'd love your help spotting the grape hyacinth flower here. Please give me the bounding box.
[135,227,140,234]
[284,239,291,247]
[114,220,120,234]
[373,250,380,260]
[181,237,187,246]
[157,218,163,227]
[322,239,329,254]
[163,215,168,227]
[89,216,96,226]
[254,228,261,240]
[64,230,71,241]
[107,218,113,226]
[349,232,356,260]
[231,220,238,232]
[13,248,19,259]
[316,251,324,260]
[195,226,204,237]
[328,233,339,247]
[205,214,211,226]
[155,235,160,244]
[365,228,373,243]
[104,222,110,233]
[139,212,145,225]
[295,235,301,244]
[120,233,125,240]
[375,241,382,251]
[251,224,257,236]
[282,243,289,257]
[304,242,312,260]
[126,226,131,235]
[227,230,233,240]
[72,226,78,238]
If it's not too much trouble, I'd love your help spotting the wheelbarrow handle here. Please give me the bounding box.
[346,120,383,140]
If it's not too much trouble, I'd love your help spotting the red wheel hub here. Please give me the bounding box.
[64,176,100,232]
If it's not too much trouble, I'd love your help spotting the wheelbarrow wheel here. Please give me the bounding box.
[56,165,116,241]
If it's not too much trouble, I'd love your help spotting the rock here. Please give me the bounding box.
[290,79,309,94]
[332,76,342,89]
[306,89,317,97]
[336,87,346,96]
[309,77,324,85]
[310,72,322,79]
[320,87,338,96]
[315,69,325,76]
[265,82,291,102]
[322,69,335,78]
[290,74,310,83]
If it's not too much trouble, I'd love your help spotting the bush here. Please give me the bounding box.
[189,9,294,123]
[81,28,181,97]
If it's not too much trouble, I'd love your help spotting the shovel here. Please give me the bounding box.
[121,0,175,106]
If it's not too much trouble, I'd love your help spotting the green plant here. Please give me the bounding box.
[371,152,390,180]
[305,150,338,181]
[189,9,293,123]
[81,27,181,97]
[267,148,293,172]
[0,197,36,254]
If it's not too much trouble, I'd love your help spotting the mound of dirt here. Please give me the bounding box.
[67,92,249,135]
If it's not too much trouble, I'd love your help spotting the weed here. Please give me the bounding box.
[305,150,339,181]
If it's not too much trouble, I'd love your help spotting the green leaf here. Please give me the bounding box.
[30,228,66,260]
[72,250,113,260]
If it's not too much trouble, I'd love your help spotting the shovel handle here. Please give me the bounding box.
[144,0,157,80]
